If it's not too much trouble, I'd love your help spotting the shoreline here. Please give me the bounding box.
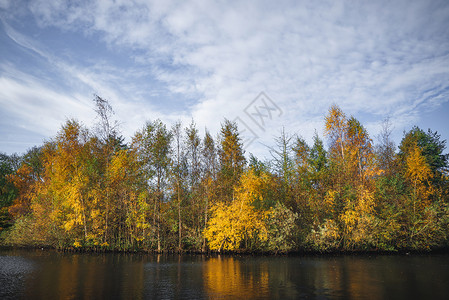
[2,244,449,257]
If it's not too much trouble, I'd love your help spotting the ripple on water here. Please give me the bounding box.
[0,256,35,299]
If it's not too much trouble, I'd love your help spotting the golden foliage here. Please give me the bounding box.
[405,142,433,207]
[7,164,35,218]
[204,170,269,251]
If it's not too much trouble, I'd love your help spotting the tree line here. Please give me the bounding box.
[1,96,448,252]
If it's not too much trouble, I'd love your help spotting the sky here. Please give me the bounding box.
[1,0,448,160]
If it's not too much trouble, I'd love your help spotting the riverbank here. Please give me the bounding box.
[2,243,449,257]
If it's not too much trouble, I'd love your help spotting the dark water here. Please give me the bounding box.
[1,249,449,299]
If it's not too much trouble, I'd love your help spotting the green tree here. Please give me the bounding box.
[133,119,172,251]
[375,117,397,176]
[270,128,295,207]
[218,119,246,203]
[184,120,203,248]
[171,121,186,251]
[399,126,449,203]
[201,129,217,251]
[399,126,448,175]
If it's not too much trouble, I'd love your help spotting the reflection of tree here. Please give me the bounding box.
[317,257,384,299]
[22,252,146,299]
[8,252,449,299]
[58,254,79,298]
[203,256,269,298]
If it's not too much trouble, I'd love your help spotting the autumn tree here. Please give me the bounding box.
[399,127,448,175]
[292,136,310,203]
[171,121,186,251]
[201,129,217,251]
[133,119,172,251]
[323,105,382,249]
[399,127,449,204]
[3,102,449,253]
[7,164,35,219]
[93,95,124,244]
[405,142,433,215]
[371,119,405,249]
[218,119,246,203]
[270,128,295,207]
[324,104,347,169]
[204,169,269,251]
[375,117,396,175]
[16,120,103,247]
[346,116,377,183]
[107,148,149,249]
[0,153,19,230]
[184,120,203,248]
[307,132,329,222]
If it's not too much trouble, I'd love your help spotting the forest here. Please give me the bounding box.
[1,96,448,253]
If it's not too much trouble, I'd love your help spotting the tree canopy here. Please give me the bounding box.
[1,100,448,253]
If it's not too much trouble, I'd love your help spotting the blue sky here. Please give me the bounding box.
[1,0,448,159]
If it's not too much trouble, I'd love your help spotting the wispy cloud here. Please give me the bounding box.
[1,0,449,156]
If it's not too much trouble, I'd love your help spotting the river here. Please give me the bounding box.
[1,249,448,299]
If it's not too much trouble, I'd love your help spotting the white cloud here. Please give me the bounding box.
[1,0,449,155]
[0,73,93,136]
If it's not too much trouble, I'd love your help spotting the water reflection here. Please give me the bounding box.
[203,256,269,298]
[1,249,449,299]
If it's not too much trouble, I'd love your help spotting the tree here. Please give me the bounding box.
[375,117,396,175]
[93,95,123,244]
[306,132,331,230]
[270,128,295,207]
[405,142,433,214]
[133,119,172,251]
[399,126,448,205]
[265,202,299,253]
[346,116,377,184]
[309,132,328,190]
[324,104,347,163]
[7,164,34,219]
[201,129,217,251]
[22,120,104,246]
[107,148,148,249]
[171,121,186,251]
[93,95,119,142]
[323,106,381,249]
[185,120,201,190]
[399,127,448,174]
[218,119,246,203]
[292,136,310,198]
[184,120,202,247]
[0,153,19,230]
[204,169,269,251]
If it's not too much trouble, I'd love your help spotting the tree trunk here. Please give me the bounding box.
[178,180,182,251]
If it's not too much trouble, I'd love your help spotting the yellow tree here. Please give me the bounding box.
[36,120,103,245]
[324,106,381,249]
[203,169,268,251]
[218,119,246,203]
[405,141,433,216]
[107,148,149,249]
[324,104,347,165]
[346,117,378,183]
